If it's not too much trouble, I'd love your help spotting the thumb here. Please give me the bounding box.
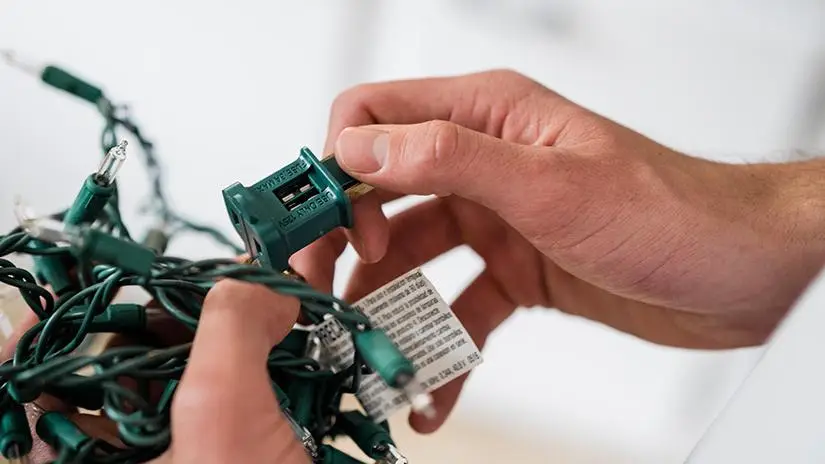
[334,121,553,213]
[167,280,308,463]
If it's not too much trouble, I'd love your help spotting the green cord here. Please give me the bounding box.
[0,61,412,464]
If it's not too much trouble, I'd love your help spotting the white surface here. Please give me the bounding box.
[688,268,825,463]
[1,1,824,462]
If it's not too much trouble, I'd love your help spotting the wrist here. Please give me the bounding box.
[731,158,825,307]
[660,152,825,321]
[761,158,825,245]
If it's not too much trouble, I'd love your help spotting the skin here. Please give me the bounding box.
[8,69,825,461]
[4,281,309,464]
[290,69,825,434]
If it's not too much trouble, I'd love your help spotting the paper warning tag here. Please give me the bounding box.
[313,268,483,423]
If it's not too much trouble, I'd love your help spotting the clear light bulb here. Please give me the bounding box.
[95,140,128,185]
[0,49,44,77]
[13,196,37,229]
[13,197,76,244]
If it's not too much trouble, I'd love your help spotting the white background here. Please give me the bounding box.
[1,1,824,462]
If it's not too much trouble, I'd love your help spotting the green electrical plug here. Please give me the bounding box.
[0,402,32,463]
[25,140,129,294]
[65,303,148,333]
[338,411,407,464]
[353,330,435,419]
[222,148,372,271]
[35,412,90,458]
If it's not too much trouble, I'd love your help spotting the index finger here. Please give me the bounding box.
[310,70,555,271]
[323,69,552,154]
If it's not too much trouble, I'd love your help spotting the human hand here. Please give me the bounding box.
[3,280,308,464]
[291,69,825,432]
[150,280,307,463]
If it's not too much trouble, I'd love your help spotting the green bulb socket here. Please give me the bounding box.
[36,412,89,454]
[353,330,414,388]
[30,242,74,296]
[32,174,115,294]
[74,229,155,276]
[7,381,39,404]
[0,403,32,458]
[64,175,115,225]
[337,411,394,459]
[66,303,147,333]
[41,66,104,104]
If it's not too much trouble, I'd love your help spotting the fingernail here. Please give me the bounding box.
[335,127,388,173]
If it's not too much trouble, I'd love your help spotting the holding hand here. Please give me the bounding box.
[291,69,825,433]
[4,281,308,464]
[152,280,307,464]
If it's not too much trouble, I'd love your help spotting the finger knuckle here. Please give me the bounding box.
[423,120,462,168]
[206,279,253,304]
[172,384,218,419]
[399,120,463,183]
[486,68,527,83]
[331,83,376,115]
[484,69,543,92]
[205,280,299,325]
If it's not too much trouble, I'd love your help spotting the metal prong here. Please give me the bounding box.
[344,182,375,201]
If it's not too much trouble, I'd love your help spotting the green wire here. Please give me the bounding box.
[0,84,402,464]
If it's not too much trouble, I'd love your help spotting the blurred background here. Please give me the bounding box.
[1,1,825,462]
